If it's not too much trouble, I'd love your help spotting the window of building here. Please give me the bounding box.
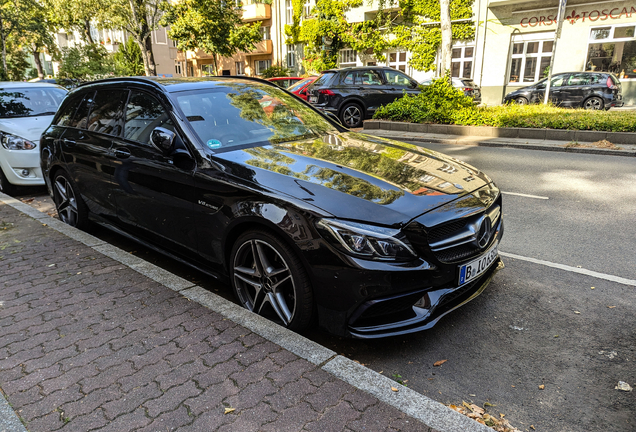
[303,0,311,17]
[587,25,636,78]
[450,46,474,79]
[259,26,271,40]
[339,49,357,67]
[236,61,245,75]
[201,64,216,76]
[387,51,408,73]
[255,60,271,75]
[154,28,167,44]
[508,34,554,83]
[175,61,182,76]
[287,44,296,68]
[286,0,293,23]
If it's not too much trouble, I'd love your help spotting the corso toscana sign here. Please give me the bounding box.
[520,5,636,27]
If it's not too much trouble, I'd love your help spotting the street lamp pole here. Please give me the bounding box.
[544,0,568,104]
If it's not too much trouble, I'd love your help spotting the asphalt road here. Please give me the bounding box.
[16,144,636,432]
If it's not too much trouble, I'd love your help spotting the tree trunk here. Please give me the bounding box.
[143,34,156,75]
[32,46,45,79]
[84,19,95,45]
[212,54,218,76]
[439,0,452,79]
[0,17,7,79]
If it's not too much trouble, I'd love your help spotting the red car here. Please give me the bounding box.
[266,77,304,89]
[286,76,318,101]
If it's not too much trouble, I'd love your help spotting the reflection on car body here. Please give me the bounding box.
[41,77,504,338]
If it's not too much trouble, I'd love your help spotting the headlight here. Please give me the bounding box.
[1,132,37,150]
[317,219,417,261]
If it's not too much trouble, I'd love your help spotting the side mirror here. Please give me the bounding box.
[150,127,175,153]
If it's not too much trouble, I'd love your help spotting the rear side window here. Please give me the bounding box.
[68,91,95,129]
[87,89,128,136]
[313,72,336,87]
[567,73,603,86]
[384,70,414,87]
[124,91,173,146]
[343,70,383,86]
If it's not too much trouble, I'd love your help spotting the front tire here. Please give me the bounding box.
[340,103,364,128]
[515,97,528,105]
[584,96,604,110]
[52,171,89,229]
[230,229,313,332]
[0,168,17,196]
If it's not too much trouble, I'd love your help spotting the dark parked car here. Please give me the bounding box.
[307,66,420,128]
[503,72,623,110]
[41,77,503,338]
[420,77,482,104]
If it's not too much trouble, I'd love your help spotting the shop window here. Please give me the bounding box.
[339,49,357,67]
[449,46,474,79]
[508,38,552,83]
[587,25,636,78]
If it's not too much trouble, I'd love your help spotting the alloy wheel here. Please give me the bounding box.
[54,175,79,226]
[232,239,297,326]
[584,97,603,110]
[342,105,362,127]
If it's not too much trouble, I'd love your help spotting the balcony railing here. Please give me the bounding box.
[242,3,271,22]
[246,39,273,55]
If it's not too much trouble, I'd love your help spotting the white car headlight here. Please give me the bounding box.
[317,219,417,261]
[1,132,37,150]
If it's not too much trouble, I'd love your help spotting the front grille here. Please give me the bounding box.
[434,243,480,263]
[428,219,466,244]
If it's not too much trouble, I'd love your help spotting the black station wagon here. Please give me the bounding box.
[40,77,503,338]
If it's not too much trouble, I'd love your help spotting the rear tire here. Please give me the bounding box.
[0,168,17,196]
[339,103,364,128]
[230,229,313,332]
[52,171,90,229]
[583,96,604,110]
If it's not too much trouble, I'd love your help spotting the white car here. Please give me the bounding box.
[0,82,67,194]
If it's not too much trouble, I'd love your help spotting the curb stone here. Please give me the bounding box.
[0,192,492,432]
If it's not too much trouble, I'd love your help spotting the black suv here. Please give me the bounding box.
[503,72,624,110]
[307,66,420,128]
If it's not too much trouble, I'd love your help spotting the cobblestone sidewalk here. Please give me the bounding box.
[0,200,450,432]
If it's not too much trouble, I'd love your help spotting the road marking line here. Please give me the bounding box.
[502,191,549,200]
[500,252,636,287]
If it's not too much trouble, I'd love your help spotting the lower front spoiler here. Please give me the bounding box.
[348,258,504,339]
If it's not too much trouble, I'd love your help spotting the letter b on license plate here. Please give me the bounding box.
[458,244,498,285]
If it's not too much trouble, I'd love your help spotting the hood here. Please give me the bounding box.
[0,115,55,143]
[214,132,495,225]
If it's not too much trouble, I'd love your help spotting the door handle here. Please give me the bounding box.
[113,148,131,159]
[62,138,76,147]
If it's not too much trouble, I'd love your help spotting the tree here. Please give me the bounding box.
[161,0,262,75]
[260,64,290,78]
[20,3,58,79]
[45,0,112,44]
[106,0,163,76]
[439,0,452,77]
[57,43,114,80]
[114,36,144,76]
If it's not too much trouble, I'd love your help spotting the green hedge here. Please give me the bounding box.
[373,77,636,132]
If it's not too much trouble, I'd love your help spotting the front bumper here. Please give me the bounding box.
[0,149,45,186]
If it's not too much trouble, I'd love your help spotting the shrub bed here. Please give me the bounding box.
[373,77,636,132]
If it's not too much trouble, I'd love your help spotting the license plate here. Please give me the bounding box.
[458,243,498,285]
[309,96,318,103]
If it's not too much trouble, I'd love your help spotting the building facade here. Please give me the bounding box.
[473,0,636,105]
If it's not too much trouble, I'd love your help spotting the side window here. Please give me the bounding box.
[384,70,413,87]
[357,70,383,85]
[55,94,84,127]
[68,92,95,129]
[567,73,592,86]
[87,89,128,136]
[343,72,356,85]
[124,91,174,146]
[551,75,566,88]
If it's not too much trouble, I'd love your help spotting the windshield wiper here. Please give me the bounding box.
[28,111,57,117]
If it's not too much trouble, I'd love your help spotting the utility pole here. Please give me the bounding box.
[544,0,568,104]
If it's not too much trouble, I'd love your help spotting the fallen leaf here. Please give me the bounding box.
[530,426,535,430]
[574,311,581,314]
[469,394,476,397]
[434,359,447,367]
[615,381,633,392]
[224,408,235,414]
[591,286,595,290]
[391,387,399,392]
[608,306,616,309]
[484,402,495,407]
[511,385,515,388]
[554,335,559,338]
[539,384,545,390]
[470,404,485,415]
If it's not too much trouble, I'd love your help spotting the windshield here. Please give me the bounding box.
[0,87,67,117]
[288,77,314,92]
[173,82,337,152]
